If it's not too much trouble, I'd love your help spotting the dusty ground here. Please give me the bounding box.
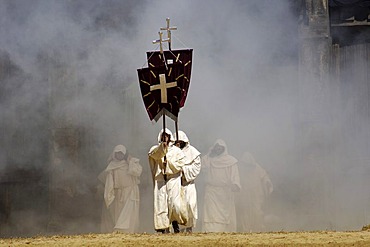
[1,231,370,247]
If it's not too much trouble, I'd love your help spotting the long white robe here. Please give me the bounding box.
[178,131,201,229]
[236,152,273,232]
[98,146,142,233]
[148,142,188,231]
[201,139,241,232]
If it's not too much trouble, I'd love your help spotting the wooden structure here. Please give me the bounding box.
[297,0,370,229]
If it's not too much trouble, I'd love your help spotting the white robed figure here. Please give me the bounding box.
[236,151,273,232]
[98,145,142,233]
[148,128,188,233]
[175,130,201,232]
[201,139,241,232]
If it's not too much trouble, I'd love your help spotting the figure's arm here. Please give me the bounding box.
[127,157,143,177]
[166,147,186,174]
[148,143,167,160]
[263,173,274,196]
[201,154,211,168]
[230,163,242,192]
[148,156,157,186]
[182,155,201,182]
[104,171,115,207]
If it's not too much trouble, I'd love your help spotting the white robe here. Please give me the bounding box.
[98,154,142,233]
[201,139,241,232]
[148,142,188,230]
[236,152,273,232]
[181,144,201,229]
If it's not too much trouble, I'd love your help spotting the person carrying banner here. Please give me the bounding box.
[148,128,188,233]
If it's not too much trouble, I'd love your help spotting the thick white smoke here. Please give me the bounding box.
[0,0,369,236]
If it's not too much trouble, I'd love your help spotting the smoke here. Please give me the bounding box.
[0,0,369,237]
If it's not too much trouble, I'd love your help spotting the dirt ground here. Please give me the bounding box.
[1,230,370,247]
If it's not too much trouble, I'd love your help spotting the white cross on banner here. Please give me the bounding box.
[150,74,177,103]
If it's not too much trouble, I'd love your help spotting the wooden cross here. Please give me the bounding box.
[160,18,177,50]
[152,31,169,54]
[150,74,177,103]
